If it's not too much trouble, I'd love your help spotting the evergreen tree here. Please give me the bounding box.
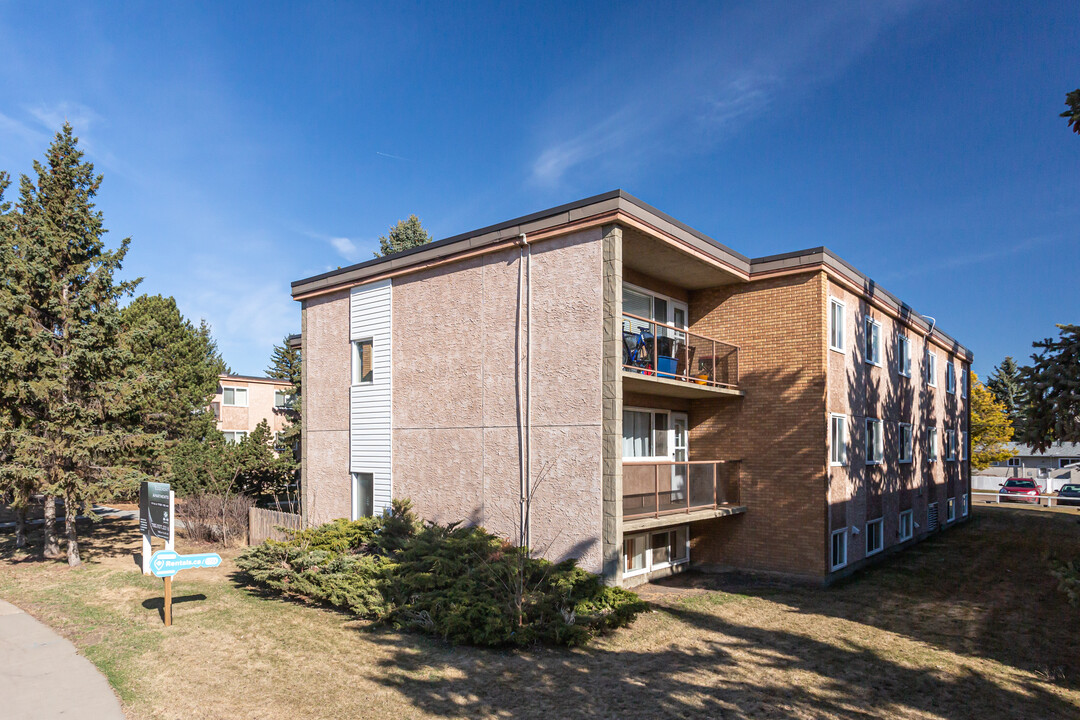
[266,335,301,452]
[1021,324,1080,451]
[375,215,432,257]
[970,372,1015,470]
[1063,89,1080,135]
[986,356,1026,439]
[2,124,152,565]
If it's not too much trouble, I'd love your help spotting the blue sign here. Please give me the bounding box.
[149,550,222,578]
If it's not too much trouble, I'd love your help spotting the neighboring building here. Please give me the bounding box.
[991,442,1080,471]
[975,442,1080,493]
[291,190,972,586]
[212,374,295,444]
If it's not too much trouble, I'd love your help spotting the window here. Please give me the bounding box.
[222,386,248,407]
[866,518,884,556]
[947,497,956,523]
[1059,458,1080,468]
[927,502,939,532]
[946,362,956,394]
[829,298,845,352]
[961,366,968,399]
[926,350,938,388]
[831,529,848,570]
[830,414,848,466]
[897,334,911,377]
[961,493,969,517]
[274,390,295,408]
[928,427,938,462]
[222,431,247,444]
[624,526,689,576]
[352,472,374,519]
[622,409,669,458]
[866,418,883,464]
[959,431,966,461]
[899,423,913,463]
[946,429,957,461]
[351,340,373,384]
[1007,457,1021,467]
[865,317,881,365]
[899,509,914,541]
[622,283,688,334]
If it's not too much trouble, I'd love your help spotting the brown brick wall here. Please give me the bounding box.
[688,271,829,578]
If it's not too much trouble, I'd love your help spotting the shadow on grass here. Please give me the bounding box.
[0,515,140,565]
[141,594,208,622]
[653,506,1080,690]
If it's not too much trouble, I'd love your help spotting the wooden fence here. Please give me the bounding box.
[248,507,304,545]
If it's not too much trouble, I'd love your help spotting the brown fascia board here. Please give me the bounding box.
[290,190,752,298]
[219,374,294,385]
[751,247,973,361]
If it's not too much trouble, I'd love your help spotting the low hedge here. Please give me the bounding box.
[236,500,647,647]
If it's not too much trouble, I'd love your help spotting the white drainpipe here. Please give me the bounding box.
[516,233,532,550]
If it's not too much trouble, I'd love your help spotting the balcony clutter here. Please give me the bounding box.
[622,313,739,389]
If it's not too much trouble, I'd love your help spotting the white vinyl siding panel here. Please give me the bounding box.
[350,279,393,516]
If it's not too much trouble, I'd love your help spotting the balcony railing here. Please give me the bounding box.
[622,313,739,389]
[623,459,741,520]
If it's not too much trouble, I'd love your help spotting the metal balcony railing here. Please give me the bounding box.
[622,459,741,520]
[622,313,739,389]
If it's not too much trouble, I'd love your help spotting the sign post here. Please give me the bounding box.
[149,549,222,627]
[139,481,173,575]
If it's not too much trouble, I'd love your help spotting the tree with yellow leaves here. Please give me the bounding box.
[970,371,1015,470]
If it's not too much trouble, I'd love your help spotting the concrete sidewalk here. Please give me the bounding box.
[0,599,124,719]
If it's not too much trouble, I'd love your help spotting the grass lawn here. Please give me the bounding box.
[1,505,1079,719]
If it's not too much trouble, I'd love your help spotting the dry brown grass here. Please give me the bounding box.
[1,506,1079,720]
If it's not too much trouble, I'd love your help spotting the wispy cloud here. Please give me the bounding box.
[303,230,365,261]
[375,150,412,162]
[529,2,919,187]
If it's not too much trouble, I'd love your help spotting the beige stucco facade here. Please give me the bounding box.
[214,374,293,437]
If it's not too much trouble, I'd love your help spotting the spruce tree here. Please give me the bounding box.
[266,336,301,492]
[1021,324,1080,451]
[375,215,432,257]
[986,356,1027,439]
[4,124,152,565]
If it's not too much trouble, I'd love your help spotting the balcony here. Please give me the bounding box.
[622,313,742,399]
[623,459,744,529]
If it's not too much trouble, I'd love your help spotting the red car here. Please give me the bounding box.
[999,479,1042,504]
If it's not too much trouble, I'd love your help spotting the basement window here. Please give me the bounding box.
[831,528,848,571]
[899,509,913,541]
[866,518,883,556]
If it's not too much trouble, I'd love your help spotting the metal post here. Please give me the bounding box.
[654,465,660,519]
[686,463,691,513]
[163,576,172,627]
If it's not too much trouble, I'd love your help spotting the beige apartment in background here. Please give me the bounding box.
[211,374,294,443]
[291,191,972,587]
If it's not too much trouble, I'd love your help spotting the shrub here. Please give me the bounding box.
[236,499,646,647]
[179,492,254,545]
[1051,557,1080,606]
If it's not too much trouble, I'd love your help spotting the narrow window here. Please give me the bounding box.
[866,418,883,464]
[830,414,847,466]
[946,429,957,461]
[961,366,968,399]
[865,317,881,365]
[928,427,939,462]
[947,497,956,522]
[831,529,848,570]
[898,334,911,377]
[866,518,884,556]
[829,298,845,352]
[351,339,373,384]
[352,472,374,518]
[899,423,913,463]
[926,351,938,388]
[947,362,956,394]
[961,493,969,517]
[959,431,966,461]
[899,510,914,541]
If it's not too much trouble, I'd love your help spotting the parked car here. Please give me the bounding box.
[1057,483,1080,507]
[999,479,1042,504]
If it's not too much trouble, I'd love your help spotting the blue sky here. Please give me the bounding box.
[0,1,1075,377]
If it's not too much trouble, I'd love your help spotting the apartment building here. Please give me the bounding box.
[291,191,971,586]
[212,374,295,443]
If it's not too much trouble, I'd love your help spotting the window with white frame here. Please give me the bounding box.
[898,334,911,377]
[352,472,374,519]
[961,366,968,399]
[624,526,689,576]
[1007,457,1021,467]
[623,409,669,458]
[959,430,966,461]
[899,509,914,541]
[865,317,881,366]
[946,429,957,461]
[1059,458,1080,468]
[829,298,845,352]
[866,418,883,464]
[351,339,373,385]
[926,350,938,388]
[830,414,848,466]
[946,362,956,394]
[866,518,884,556]
[961,493,969,517]
[928,427,939,462]
[899,423,913,463]
[274,390,295,408]
[947,497,956,522]
[831,528,848,570]
[222,386,248,407]
[222,430,247,444]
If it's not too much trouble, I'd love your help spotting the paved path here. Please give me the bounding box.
[0,599,125,719]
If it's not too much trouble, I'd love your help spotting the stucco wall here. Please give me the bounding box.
[215,378,291,435]
[825,277,971,569]
[302,289,352,524]
[392,228,605,572]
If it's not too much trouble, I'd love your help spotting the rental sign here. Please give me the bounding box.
[149,550,223,578]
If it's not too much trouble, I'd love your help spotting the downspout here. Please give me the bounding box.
[516,232,532,551]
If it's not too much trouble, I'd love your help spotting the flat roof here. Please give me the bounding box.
[219,374,293,385]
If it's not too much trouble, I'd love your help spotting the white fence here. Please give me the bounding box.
[971,490,1078,508]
